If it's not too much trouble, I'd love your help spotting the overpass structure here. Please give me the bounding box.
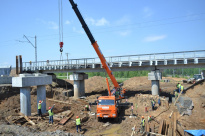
[7,50,205,112]
[23,50,205,73]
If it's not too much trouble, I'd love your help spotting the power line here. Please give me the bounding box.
[0,13,205,44]
[23,35,37,67]
[36,17,205,41]
[93,12,205,31]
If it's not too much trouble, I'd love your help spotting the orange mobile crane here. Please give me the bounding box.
[69,0,132,121]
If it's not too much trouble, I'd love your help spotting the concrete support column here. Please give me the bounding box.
[151,80,160,95]
[12,73,52,116]
[80,80,85,96]
[20,87,31,116]
[148,70,162,96]
[73,80,80,98]
[70,73,88,98]
[37,85,46,114]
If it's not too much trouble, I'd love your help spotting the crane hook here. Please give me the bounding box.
[59,42,63,52]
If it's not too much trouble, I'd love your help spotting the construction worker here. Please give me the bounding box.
[178,83,181,93]
[175,91,178,99]
[140,116,145,133]
[48,104,55,124]
[38,100,43,117]
[115,90,120,98]
[151,99,155,110]
[148,115,152,123]
[180,85,184,93]
[84,105,89,111]
[158,97,161,106]
[176,83,180,89]
[76,116,82,133]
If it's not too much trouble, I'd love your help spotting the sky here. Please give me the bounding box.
[0,0,205,67]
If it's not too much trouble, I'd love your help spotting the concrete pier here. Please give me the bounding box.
[73,80,80,98]
[70,73,88,98]
[20,87,31,116]
[12,74,52,116]
[148,70,162,95]
[37,85,46,114]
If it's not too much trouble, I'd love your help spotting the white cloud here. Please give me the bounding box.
[65,20,71,25]
[95,18,109,26]
[115,16,131,25]
[36,19,58,30]
[143,35,166,42]
[86,17,109,26]
[118,30,131,36]
[47,21,58,30]
[143,7,153,18]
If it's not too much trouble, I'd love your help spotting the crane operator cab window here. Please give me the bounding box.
[98,100,115,105]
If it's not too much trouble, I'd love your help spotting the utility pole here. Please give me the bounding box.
[23,35,37,67]
[65,53,69,79]
[65,53,69,64]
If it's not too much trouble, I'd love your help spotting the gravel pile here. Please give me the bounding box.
[0,124,84,136]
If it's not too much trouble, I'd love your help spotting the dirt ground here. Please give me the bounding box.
[0,75,204,136]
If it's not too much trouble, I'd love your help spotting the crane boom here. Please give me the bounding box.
[69,0,120,89]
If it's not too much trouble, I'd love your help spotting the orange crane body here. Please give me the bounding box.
[69,0,128,121]
[92,42,119,88]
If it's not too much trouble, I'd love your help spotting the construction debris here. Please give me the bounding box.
[48,99,71,104]
[103,122,110,127]
[19,113,35,126]
[58,111,74,125]
[0,76,205,135]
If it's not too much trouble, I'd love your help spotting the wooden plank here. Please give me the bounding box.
[150,123,155,136]
[162,120,166,134]
[59,112,73,125]
[24,116,35,126]
[168,128,173,136]
[177,124,185,136]
[146,119,150,132]
[131,125,136,136]
[28,117,40,120]
[11,117,24,123]
[59,118,69,125]
[169,111,173,118]
[48,99,70,104]
[174,89,184,106]
[165,121,169,135]
[19,113,35,126]
[158,120,164,134]
[54,110,72,118]
[173,112,177,136]
[146,132,166,136]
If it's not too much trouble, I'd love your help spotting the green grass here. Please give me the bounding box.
[56,76,68,79]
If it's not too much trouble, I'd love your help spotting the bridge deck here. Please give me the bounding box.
[23,50,205,73]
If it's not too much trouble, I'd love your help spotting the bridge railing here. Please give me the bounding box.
[23,50,205,71]
[106,50,205,61]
